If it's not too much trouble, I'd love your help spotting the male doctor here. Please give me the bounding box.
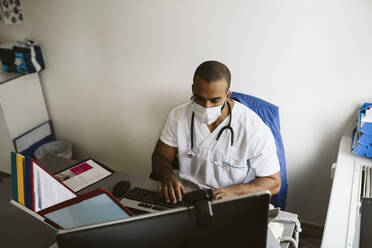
[151,61,281,204]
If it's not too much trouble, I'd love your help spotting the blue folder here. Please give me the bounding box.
[11,152,18,201]
[24,156,33,209]
[13,120,55,158]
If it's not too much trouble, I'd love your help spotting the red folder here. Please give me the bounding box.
[30,159,77,212]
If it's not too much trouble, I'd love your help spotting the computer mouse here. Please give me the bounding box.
[112,180,131,198]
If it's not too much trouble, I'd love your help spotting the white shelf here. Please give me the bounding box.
[0,72,49,173]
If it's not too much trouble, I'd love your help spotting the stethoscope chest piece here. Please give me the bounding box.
[187,149,196,158]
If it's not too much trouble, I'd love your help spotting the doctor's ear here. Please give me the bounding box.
[226,91,232,99]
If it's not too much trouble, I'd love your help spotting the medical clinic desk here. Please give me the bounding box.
[0,155,295,248]
[0,155,161,248]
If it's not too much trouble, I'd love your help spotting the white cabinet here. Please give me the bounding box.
[0,72,49,173]
[322,136,372,247]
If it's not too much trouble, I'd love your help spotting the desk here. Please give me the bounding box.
[0,155,161,248]
[0,167,56,247]
[0,155,296,248]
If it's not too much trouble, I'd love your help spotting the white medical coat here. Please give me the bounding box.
[160,100,280,189]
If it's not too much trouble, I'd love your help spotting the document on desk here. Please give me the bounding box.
[54,159,114,192]
[32,161,77,212]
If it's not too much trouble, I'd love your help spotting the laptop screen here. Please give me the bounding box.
[44,193,131,229]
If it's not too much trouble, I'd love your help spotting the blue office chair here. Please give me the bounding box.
[231,92,288,210]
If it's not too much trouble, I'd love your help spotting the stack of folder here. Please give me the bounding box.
[352,103,372,157]
[9,152,132,230]
[10,151,77,212]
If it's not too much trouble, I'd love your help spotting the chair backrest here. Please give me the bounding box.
[231,92,288,210]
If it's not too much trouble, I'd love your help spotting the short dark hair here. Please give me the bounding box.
[193,61,231,90]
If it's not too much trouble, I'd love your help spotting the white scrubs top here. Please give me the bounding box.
[160,100,280,189]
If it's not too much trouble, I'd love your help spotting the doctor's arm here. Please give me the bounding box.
[213,171,281,200]
[150,140,186,203]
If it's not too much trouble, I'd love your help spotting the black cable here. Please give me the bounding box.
[191,112,195,150]
[216,101,234,146]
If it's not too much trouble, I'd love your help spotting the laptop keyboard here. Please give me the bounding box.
[123,187,185,210]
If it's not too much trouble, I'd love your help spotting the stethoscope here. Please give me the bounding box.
[187,101,234,158]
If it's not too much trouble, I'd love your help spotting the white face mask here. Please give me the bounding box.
[191,99,225,124]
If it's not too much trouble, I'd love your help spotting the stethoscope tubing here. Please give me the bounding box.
[190,101,234,151]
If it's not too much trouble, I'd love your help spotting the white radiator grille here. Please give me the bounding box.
[347,162,372,248]
[361,165,372,199]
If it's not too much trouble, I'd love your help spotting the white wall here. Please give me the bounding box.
[1,0,371,225]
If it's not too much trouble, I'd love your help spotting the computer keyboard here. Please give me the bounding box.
[123,187,185,210]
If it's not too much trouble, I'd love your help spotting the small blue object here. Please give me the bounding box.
[357,133,372,146]
[14,52,29,73]
[352,103,372,157]
[351,144,372,157]
[231,92,288,210]
[361,123,372,135]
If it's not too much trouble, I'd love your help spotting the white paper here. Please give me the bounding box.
[55,159,112,192]
[361,108,372,128]
[33,161,76,212]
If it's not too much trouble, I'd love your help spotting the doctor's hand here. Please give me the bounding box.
[213,185,244,200]
[158,174,187,204]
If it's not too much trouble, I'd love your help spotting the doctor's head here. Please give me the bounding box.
[192,60,231,108]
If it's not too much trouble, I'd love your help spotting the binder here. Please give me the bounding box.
[24,156,33,209]
[16,153,25,206]
[10,152,78,211]
[8,154,134,232]
[30,159,77,212]
[13,121,55,158]
[11,152,18,201]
